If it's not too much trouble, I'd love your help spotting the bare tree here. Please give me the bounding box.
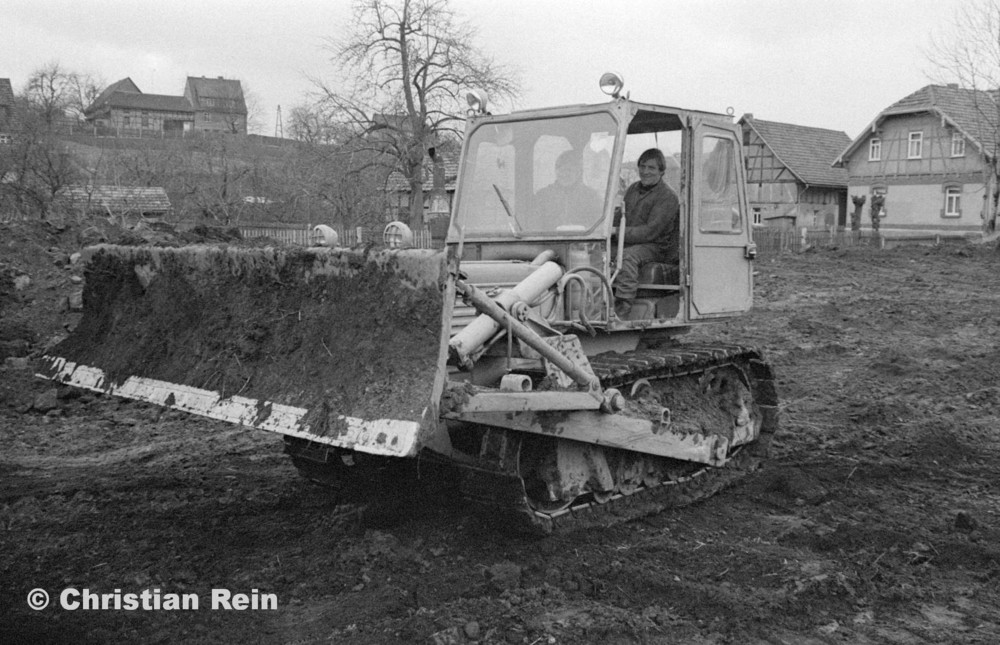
[23,62,104,126]
[287,103,346,145]
[927,0,1000,231]
[314,0,519,227]
[0,98,79,218]
[238,80,264,135]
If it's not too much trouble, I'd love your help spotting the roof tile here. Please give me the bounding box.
[58,185,172,214]
[742,117,851,187]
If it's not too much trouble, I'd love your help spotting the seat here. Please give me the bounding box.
[637,261,680,291]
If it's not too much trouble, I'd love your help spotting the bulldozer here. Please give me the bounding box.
[39,74,778,534]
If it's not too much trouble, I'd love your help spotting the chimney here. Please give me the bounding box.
[429,147,445,192]
[947,83,959,89]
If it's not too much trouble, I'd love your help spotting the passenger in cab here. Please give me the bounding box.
[534,150,602,228]
[612,148,679,319]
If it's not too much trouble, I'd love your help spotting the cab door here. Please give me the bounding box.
[688,122,753,318]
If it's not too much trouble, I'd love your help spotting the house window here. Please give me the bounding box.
[752,207,762,226]
[944,186,962,217]
[0,133,10,144]
[123,116,131,126]
[951,131,965,157]
[908,132,923,159]
[869,138,881,161]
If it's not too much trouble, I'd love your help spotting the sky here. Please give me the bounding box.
[1,0,970,139]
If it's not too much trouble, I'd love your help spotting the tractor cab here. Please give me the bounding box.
[447,74,755,352]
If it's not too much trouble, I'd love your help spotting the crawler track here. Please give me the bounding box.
[459,344,780,535]
[285,343,779,536]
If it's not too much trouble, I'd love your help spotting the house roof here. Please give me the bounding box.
[185,76,247,113]
[58,185,172,214]
[0,78,14,108]
[385,153,459,193]
[0,78,15,132]
[99,92,193,113]
[834,84,1000,164]
[88,77,140,107]
[739,115,850,188]
[85,77,193,115]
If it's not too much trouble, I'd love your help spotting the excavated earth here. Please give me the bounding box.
[2,219,1000,644]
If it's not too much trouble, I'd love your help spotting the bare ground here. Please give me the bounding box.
[2,220,999,644]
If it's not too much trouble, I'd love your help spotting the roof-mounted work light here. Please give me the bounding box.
[466,90,488,116]
[599,72,625,99]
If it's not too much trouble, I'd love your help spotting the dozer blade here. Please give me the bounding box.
[39,244,453,458]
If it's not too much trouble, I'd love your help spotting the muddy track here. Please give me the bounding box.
[459,345,779,536]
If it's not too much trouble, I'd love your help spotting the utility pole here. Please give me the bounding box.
[274,105,284,138]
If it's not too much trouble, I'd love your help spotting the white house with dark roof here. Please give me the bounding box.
[739,114,851,229]
[833,84,998,232]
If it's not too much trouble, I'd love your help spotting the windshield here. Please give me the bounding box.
[453,111,618,238]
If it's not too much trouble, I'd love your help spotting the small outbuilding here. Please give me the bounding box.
[59,185,172,222]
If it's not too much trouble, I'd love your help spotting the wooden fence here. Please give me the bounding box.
[752,226,978,256]
[237,222,436,248]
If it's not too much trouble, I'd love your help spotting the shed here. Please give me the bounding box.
[59,185,172,219]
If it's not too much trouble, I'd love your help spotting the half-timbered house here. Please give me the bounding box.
[833,84,998,232]
[739,114,850,229]
[84,76,247,136]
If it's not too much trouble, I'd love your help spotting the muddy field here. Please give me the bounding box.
[2,221,1000,644]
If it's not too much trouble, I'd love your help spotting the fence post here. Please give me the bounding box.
[800,227,807,252]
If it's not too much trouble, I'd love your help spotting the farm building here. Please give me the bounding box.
[385,149,458,232]
[833,84,998,233]
[58,185,171,222]
[184,76,248,134]
[84,76,247,136]
[738,114,850,230]
[0,78,15,144]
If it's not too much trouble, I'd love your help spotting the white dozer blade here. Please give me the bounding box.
[39,244,453,458]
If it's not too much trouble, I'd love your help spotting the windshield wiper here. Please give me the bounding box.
[492,184,523,238]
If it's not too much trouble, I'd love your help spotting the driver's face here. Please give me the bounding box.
[638,159,664,187]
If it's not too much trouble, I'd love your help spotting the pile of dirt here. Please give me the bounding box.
[0,218,272,363]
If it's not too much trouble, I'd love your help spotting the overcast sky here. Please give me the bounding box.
[2,0,968,138]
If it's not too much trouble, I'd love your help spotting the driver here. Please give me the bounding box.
[534,150,602,228]
[612,148,679,319]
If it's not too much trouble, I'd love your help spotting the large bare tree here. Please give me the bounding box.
[315,0,519,227]
[927,0,1000,231]
[23,62,104,126]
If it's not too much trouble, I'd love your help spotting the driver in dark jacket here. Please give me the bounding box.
[612,148,679,318]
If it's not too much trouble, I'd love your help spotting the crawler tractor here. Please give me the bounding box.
[41,74,779,534]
